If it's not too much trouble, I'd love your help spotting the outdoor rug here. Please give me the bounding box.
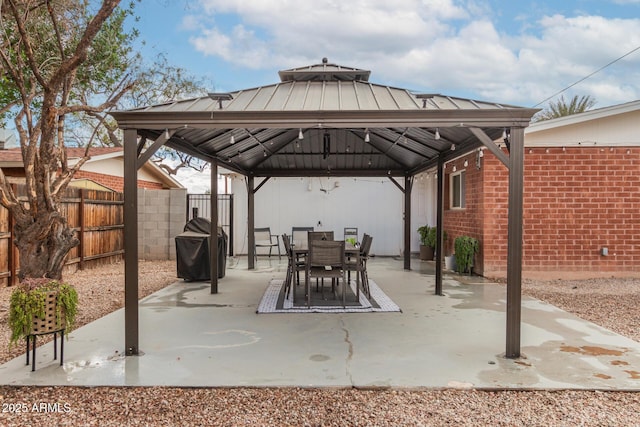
[257,278,402,313]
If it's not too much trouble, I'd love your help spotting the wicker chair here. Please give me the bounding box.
[282,234,305,301]
[291,226,314,251]
[254,227,281,261]
[308,231,334,242]
[343,227,358,242]
[345,234,373,298]
[305,240,347,308]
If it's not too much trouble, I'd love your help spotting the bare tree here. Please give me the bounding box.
[0,0,134,280]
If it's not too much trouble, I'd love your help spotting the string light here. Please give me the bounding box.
[298,128,304,140]
[434,128,440,140]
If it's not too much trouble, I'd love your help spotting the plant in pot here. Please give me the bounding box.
[426,227,448,260]
[454,236,479,275]
[9,278,78,348]
[417,225,434,260]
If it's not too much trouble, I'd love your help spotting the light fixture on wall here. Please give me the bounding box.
[364,129,370,142]
[435,128,440,140]
[323,131,331,159]
[298,128,304,140]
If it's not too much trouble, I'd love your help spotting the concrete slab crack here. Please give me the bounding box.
[340,319,354,386]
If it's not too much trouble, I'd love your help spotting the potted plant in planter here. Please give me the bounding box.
[9,278,78,348]
[417,225,434,260]
[426,227,448,260]
[454,236,479,275]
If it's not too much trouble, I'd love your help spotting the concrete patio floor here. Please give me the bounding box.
[0,256,639,390]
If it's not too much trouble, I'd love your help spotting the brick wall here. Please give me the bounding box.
[74,170,164,191]
[460,146,640,278]
[442,151,486,274]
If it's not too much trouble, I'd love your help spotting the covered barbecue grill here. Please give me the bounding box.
[175,217,227,281]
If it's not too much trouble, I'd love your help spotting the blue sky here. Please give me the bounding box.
[134,0,640,109]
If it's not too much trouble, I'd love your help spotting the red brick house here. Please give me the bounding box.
[439,100,640,279]
[0,146,182,191]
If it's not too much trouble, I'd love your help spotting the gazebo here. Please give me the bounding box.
[111,59,538,360]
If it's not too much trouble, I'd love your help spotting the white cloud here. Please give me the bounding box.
[187,0,640,107]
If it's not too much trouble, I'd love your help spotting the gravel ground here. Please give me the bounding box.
[0,261,638,426]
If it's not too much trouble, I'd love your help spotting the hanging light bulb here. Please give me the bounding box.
[364,129,370,142]
[263,150,267,157]
[435,128,440,140]
[479,149,484,158]
[502,128,507,140]
[450,143,456,151]
[453,165,457,172]
[230,134,235,145]
[298,128,304,140]
[464,160,468,167]
[165,128,170,139]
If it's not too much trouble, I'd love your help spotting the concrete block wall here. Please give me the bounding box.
[137,188,187,260]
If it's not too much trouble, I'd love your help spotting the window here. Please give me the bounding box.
[450,170,466,209]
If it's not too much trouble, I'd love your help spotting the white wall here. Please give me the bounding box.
[231,174,435,256]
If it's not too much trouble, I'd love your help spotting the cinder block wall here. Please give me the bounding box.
[138,188,187,260]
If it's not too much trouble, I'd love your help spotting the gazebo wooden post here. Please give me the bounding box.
[210,160,219,293]
[123,128,139,356]
[247,176,255,270]
[403,175,413,270]
[435,155,445,296]
[506,127,525,358]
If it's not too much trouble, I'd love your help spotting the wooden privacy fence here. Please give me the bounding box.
[0,186,124,286]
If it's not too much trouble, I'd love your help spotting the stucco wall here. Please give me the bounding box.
[231,176,408,256]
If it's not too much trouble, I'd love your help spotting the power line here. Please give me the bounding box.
[533,44,640,108]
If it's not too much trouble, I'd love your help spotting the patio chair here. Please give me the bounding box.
[282,234,305,302]
[305,240,347,308]
[291,226,314,251]
[359,234,373,298]
[308,231,334,242]
[344,227,358,243]
[254,227,281,261]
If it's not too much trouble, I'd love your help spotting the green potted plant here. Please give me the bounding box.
[417,225,434,260]
[426,227,448,259]
[9,278,78,348]
[454,236,479,275]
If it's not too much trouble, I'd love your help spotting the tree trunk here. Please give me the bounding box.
[14,213,79,281]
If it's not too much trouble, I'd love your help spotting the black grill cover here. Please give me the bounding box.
[176,218,227,281]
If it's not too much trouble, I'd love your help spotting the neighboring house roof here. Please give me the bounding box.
[525,100,640,147]
[0,146,183,189]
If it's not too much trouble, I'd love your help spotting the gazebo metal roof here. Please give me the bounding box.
[112,59,536,178]
[111,59,538,361]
